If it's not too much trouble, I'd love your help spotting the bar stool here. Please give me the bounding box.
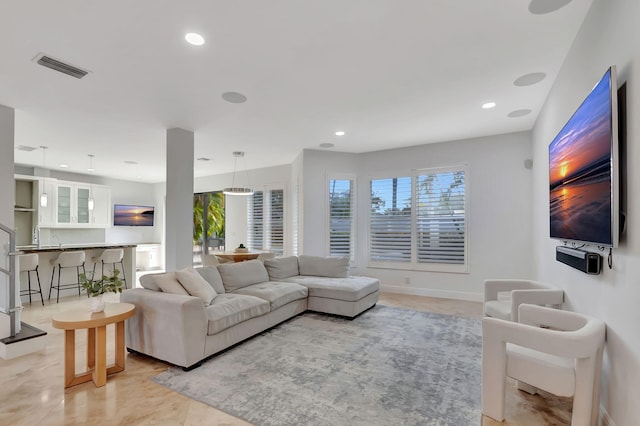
[91,248,127,289]
[19,253,44,306]
[49,251,86,303]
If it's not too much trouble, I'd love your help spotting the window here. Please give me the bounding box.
[368,166,467,272]
[248,187,285,255]
[328,177,355,259]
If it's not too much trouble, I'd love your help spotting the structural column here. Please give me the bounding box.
[0,105,20,339]
[165,128,194,271]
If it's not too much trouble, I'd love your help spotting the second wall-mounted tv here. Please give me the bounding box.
[114,204,155,226]
[549,66,619,248]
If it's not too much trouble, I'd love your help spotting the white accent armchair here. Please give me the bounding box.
[482,304,606,426]
[484,279,564,322]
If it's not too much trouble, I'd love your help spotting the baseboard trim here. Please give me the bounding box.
[380,285,483,302]
[600,405,615,426]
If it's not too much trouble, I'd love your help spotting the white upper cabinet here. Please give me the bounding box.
[56,182,91,226]
[89,185,111,227]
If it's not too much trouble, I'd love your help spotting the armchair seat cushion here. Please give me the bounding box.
[484,300,511,321]
[205,294,270,335]
[507,344,575,397]
[234,282,308,310]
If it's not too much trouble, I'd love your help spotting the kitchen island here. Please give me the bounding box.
[16,244,137,303]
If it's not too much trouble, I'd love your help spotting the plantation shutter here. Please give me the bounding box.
[248,191,264,250]
[269,189,284,255]
[416,171,465,264]
[329,179,353,258]
[369,177,412,262]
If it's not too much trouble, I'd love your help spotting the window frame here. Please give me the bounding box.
[326,173,357,261]
[366,164,469,274]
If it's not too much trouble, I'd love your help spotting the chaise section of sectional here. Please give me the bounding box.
[263,255,380,318]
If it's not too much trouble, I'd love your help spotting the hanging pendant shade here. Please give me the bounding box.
[223,151,253,196]
[39,146,48,207]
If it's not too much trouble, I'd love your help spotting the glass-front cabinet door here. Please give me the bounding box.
[57,185,72,224]
[76,187,90,224]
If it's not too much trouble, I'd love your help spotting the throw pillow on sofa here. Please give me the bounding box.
[176,267,218,306]
[154,272,190,295]
[218,260,270,292]
[298,255,350,278]
[263,256,300,280]
[196,266,226,294]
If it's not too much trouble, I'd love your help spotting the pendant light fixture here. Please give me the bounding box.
[223,151,254,196]
[39,146,48,207]
[87,154,95,211]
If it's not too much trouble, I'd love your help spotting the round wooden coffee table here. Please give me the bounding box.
[52,302,135,388]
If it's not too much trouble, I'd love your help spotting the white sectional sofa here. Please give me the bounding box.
[121,255,380,370]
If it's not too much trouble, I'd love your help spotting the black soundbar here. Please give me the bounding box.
[556,246,602,274]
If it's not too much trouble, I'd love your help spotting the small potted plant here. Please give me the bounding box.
[235,243,249,253]
[80,269,124,313]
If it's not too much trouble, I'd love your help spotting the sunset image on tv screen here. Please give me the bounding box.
[114,204,154,226]
[549,69,612,245]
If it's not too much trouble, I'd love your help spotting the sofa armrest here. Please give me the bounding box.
[121,288,208,368]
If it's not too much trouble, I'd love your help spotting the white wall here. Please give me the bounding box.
[531,0,640,423]
[302,131,533,300]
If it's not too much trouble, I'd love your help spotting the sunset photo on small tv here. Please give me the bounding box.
[549,69,612,245]
[114,204,154,226]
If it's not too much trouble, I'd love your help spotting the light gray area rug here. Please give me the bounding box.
[152,305,482,426]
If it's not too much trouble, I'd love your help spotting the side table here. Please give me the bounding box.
[52,302,135,388]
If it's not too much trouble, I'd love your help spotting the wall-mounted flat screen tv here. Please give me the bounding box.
[549,66,619,247]
[114,204,155,226]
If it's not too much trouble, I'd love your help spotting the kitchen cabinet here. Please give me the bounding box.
[89,184,111,227]
[56,182,91,225]
[56,180,111,227]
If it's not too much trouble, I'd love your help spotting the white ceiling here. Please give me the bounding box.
[2,0,593,183]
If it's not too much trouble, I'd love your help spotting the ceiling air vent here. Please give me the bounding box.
[35,54,89,79]
[17,145,38,152]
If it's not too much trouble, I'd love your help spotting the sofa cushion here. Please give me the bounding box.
[217,260,270,292]
[234,282,308,310]
[176,267,218,306]
[196,266,226,294]
[263,256,300,280]
[154,272,189,295]
[205,294,270,335]
[298,255,349,278]
[139,273,161,291]
[283,276,380,302]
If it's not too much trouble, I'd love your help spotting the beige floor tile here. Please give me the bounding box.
[0,292,571,425]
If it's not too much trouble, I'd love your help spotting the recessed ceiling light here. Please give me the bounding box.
[335,131,345,136]
[124,160,138,165]
[319,143,334,148]
[60,164,68,168]
[514,72,546,87]
[136,175,143,179]
[222,92,247,103]
[508,109,532,118]
[17,145,38,152]
[482,102,496,109]
[185,32,205,46]
[528,0,572,15]
[197,157,211,161]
